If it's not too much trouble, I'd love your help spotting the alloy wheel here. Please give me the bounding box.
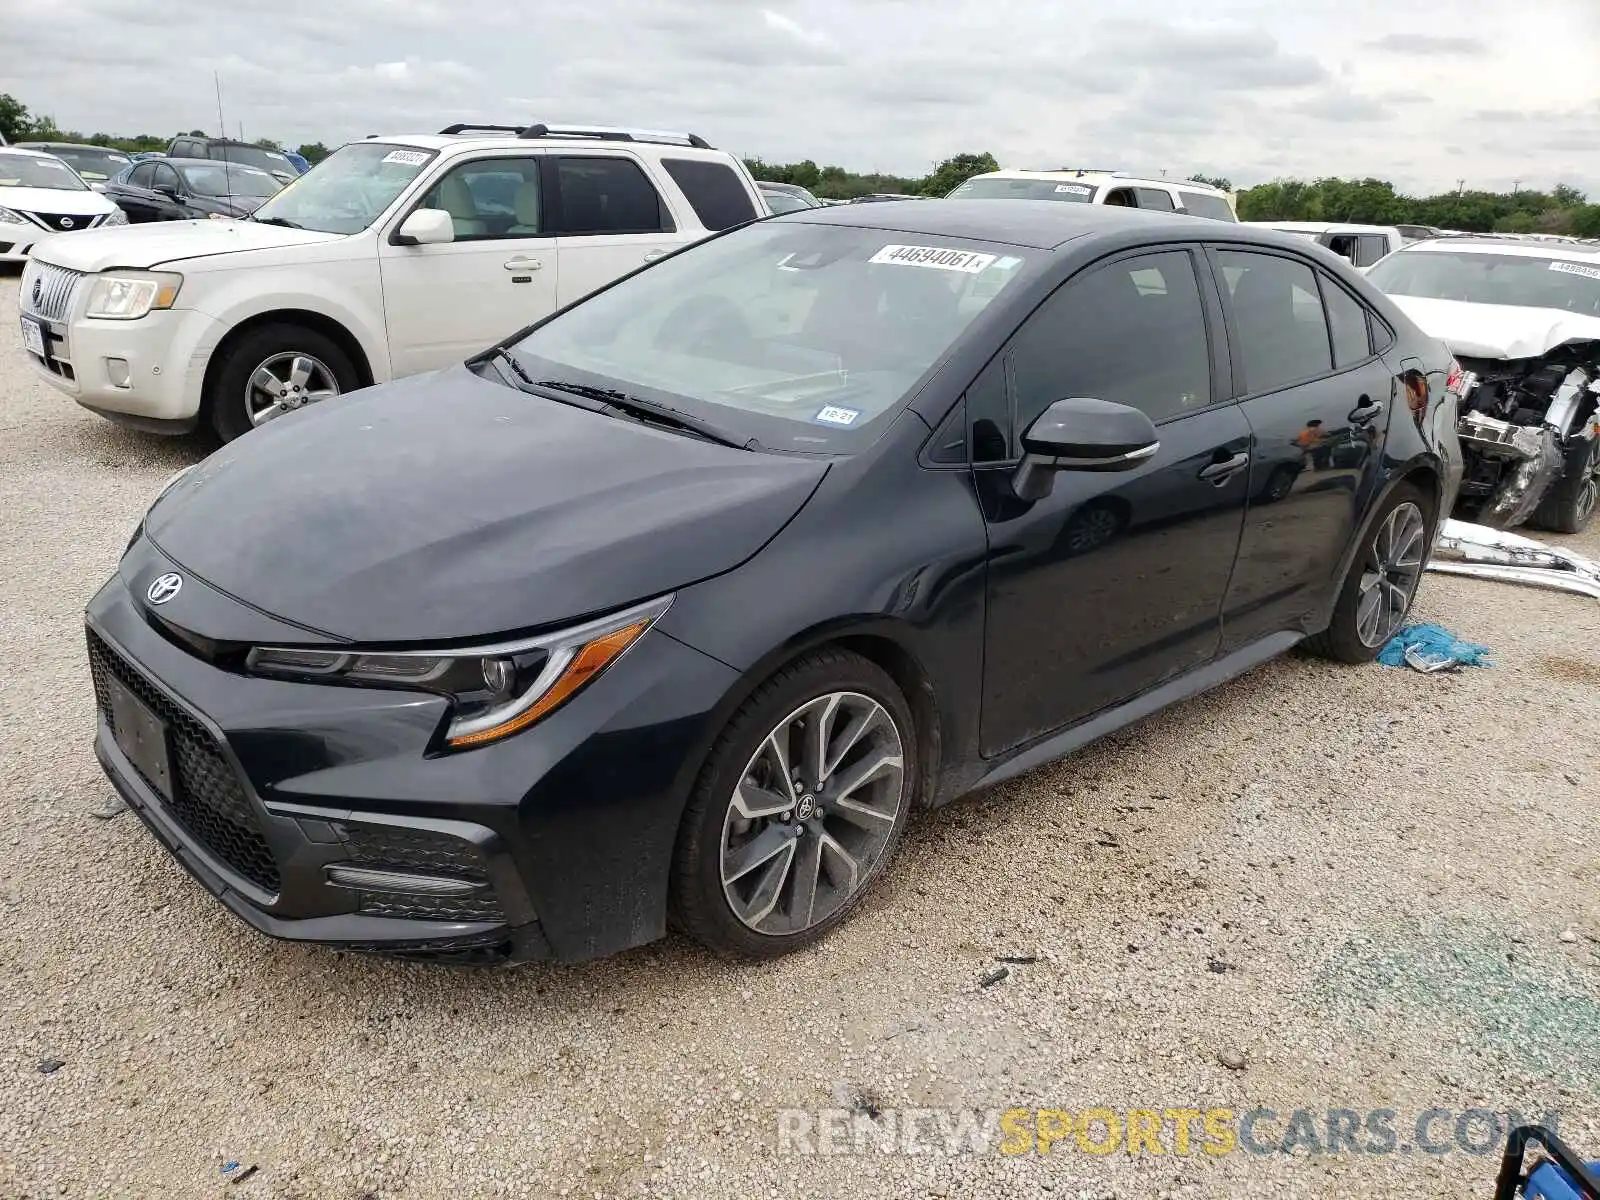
[1355,500,1426,648]
[720,691,905,937]
[245,351,340,426]
[1576,439,1599,526]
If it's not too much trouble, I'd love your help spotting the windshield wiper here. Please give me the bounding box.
[252,215,303,229]
[533,379,756,450]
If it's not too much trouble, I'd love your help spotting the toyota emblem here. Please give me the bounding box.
[146,573,183,605]
[58,216,74,230]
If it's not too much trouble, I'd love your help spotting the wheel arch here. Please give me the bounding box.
[1317,457,1442,633]
[199,309,376,422]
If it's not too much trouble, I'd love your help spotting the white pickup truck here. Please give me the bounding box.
[18,123,768,440]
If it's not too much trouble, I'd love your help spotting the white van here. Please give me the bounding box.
[1247,222,1403,269]
[947,170,1238,221]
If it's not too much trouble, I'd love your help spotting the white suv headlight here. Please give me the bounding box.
[0,206,28,226]
[84,271,182,320]
[102,208,128,227]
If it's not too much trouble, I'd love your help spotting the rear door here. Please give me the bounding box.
[107,163,163,222]
[548,154,686,307]
[1208,247,1394,650]
[378,152,559,377]
[975,246,1251,754]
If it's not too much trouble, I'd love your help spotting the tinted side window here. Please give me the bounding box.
[153,163,181,193]
[1216,250,1333,394]
[1321,275,1373,368]
[128,162,155,187]
[661,157,757,230]
[1011,250,1212,428]
[420,157,543,241]
[552,156,671,235]
[1135,187,1175,212]
[1357,235,1389,266]
[1179,191,1236,222]
[967,356,1011,463]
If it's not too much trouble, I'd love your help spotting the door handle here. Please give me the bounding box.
[503,257,543,271]
[643,249,667,263]
[1198,451,1250,483]
[1348,396,1385,424]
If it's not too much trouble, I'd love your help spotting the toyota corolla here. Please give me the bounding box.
[86,202,1461,964]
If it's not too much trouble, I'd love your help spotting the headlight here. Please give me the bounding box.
[83,271,182,320]
[245,594,672,750]
[102,208,128,226]
[0,207,27,226]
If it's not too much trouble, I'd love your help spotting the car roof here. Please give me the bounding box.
[786,197,1244,249]
[362,129,736,158]
[155,157,277,172]
[1255,220,1400,234]
[16,141,128,153]
[972,169,1227,195]
[1396,237,1600,261]
[0,146,61,160]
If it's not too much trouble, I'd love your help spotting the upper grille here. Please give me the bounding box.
[86,629,281,895]
[19,260,86,323]
[24,212,104,233]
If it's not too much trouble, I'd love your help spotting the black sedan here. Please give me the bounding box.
[102,157,283,222]
[86,202,1462,965]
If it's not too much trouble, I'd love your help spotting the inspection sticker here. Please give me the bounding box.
[1549,260,1600,281]
[382,149,431,167]
[869,245,997,273]
[814,405,861,426]
[1054,183,1092,195]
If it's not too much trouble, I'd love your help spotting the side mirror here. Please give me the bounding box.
[1011,397,1159,502]
[154,182,181,200]
[393,208,454,246]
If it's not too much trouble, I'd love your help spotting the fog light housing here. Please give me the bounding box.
[106,357,131,388]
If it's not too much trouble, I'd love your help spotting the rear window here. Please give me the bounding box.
[662,158,758,231]
[946,177,1095,203]
[1178,191,1236,222]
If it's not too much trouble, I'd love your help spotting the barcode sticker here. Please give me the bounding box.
[1054,183,1092,195]
[382,150,430,167]
[869,245,997,273]
[1549,260,1600,281]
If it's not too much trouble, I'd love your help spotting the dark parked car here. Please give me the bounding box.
[103,157,283,222]
[14,141,132,186]
[86,202,1461,966]
[164,136,300,183]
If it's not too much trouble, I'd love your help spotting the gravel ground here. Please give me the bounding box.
[0,269,1596,1200]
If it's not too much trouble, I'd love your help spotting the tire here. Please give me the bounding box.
[668,648,917,960]
[1306,483,1434,664]
[208,323,359,443]
[1528,435,1599,535]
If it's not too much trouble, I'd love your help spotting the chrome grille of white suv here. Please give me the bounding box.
[19,260,86,323]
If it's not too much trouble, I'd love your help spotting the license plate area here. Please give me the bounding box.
[106,674,174,801]
[20,315,47,360]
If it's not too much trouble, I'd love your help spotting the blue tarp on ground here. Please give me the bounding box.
[1377,623,1493,669]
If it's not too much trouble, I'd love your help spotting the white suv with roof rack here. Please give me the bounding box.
[17,122,768,441]
[945,169,1238,221]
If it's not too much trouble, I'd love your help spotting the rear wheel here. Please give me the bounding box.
[1307,484,1433,664]
[669,649,915,959]
[1529,435,1599,534]
[208,323,358,443]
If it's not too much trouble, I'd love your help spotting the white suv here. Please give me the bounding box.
[17,123,768,440]
[946,170,1238,221]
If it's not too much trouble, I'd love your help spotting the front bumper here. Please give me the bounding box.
[85,561,740,963]
[22,301,223,428]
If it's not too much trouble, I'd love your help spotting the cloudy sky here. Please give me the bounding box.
[6,0,1600,196]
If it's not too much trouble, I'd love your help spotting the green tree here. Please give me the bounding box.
[920,152,999,197]
[0,93,36,141]
[1189,173,1232,191]
[295,142,331,165]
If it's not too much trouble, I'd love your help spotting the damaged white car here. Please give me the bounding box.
[1367,238,1600,532]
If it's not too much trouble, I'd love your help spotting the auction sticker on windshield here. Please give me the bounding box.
[1549,260,1600,281]
[1055,184,1092,195]
[381,150,431,167]
[870,245,998,273]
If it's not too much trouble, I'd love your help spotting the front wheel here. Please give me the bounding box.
[1307,483,1434,664]
[669,649,916,959]
[1529,435,1599,534]
[208,323,359,442]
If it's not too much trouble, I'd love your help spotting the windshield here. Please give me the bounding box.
[34,147,128,181]
[247,141,436,234]
[218,145,295,176]
[179,163,283,199]
[1368,250,1600,316]
[0,152,89,191]
[946,177,1096,203]
[763,190,812,214]
[506,220,1031,451]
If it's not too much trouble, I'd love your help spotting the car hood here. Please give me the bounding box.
[143,365,829,643]
[0,186,118,217]
[28,217,339,272]
[1389,294,1600,360]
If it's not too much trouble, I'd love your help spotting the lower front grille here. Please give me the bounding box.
[337,822,503,923]
[87,629,282,894]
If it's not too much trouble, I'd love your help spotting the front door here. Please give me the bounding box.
[377,153,558,378]
[546,154,686,308]
[1207,248,1394,649]
[976,247,1250,755]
